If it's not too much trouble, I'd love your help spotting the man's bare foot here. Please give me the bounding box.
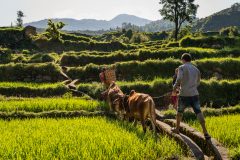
[204,133,211,140]
[171,127,180,134]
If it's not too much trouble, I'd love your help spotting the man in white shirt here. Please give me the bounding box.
[172,53,211,140]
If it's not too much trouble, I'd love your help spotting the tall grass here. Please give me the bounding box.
[60,47,240,66]
[0,117,185,159]
[0,97,105,112]
[0,62,62,82]
[0,82,68,97]
[67,57,240,82]
[0,82,63,88]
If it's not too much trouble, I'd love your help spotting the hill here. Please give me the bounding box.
[141,19,174,32]
[193,3,240,32]
[24,14,151,31]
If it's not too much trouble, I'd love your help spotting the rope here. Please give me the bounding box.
[69,89,95,100]
[152,92,172,99]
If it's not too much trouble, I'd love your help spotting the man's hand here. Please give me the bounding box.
[173,67,183,91]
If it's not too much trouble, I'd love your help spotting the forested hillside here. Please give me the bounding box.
[193,3,240,31]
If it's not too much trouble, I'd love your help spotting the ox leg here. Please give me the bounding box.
[133,119,137,127]
[141,119,146,133]
[150,119,156,133]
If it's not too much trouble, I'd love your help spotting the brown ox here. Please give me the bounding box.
[114,90,157,133]
[103,82,125,116]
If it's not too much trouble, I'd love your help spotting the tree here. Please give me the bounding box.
[122,23,140,32]
[178,25,192,39]
[125,29,133,39]
[220,26,239,37]
[45,19,65,41]
[16,10,25,27]
[159,0,198,40]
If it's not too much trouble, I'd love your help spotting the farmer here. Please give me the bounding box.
[171,53,211,140]
[171,68,179,110]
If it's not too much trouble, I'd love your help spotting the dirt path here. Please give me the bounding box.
[156,120,206,159]
[155,109,230,160]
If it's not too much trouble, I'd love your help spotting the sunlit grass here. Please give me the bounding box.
[0,117,185,159]
[188,115,240,159]
[0,82,64,89]
[0,97,105,112]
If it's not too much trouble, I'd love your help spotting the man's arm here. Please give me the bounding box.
[173,67,183,91]
[197,69,201,86]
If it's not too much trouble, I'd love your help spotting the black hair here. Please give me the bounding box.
[101,67,106,72]
[181,53,192,62]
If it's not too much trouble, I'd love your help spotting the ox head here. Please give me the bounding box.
[112,94,129,116]
[104,82,125,113]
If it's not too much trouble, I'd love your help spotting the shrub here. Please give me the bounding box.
[0,27,35,49]
[60,52,137,66]
[66,58,240,81]
[195,58,240,79]
[146,31,169,41]
[166,42,180,47]
[180,36,237,48]
[61,33,91,42]
[0,63,63,82]
[29,53,57,63]
[0,82,67,97]
[67,59,181,82]
[130,33,149,43]
[33,37,134,52]
[22,49,30,54]
[0,48,12,63]
[60,47,240,67]
[220,26,239,37]
[13,55,27,63]
[202,31,219,37]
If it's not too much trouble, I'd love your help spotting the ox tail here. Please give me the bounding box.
[149,98,157,133]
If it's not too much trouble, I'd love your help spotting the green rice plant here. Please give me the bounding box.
[0,62,62,82]
[0,97,105,112]
[0,82,68,97]
[28,53,58,63]
[161,105,240,120]
[67,57,240,82]
[180,36,238,48]
[188,115,240,159]
[60,47,240,67]
[60,32,92,42]
[0,117,185,159]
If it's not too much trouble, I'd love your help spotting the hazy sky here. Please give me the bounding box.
[0,0,239,26]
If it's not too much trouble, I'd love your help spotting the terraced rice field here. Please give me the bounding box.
[0,117,185,159]
[1,27,240,159]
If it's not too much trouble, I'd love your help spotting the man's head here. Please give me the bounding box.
[181,53,192,64]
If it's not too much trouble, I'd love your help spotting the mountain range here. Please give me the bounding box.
[25,3,240,32]
[25,14,151,31]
